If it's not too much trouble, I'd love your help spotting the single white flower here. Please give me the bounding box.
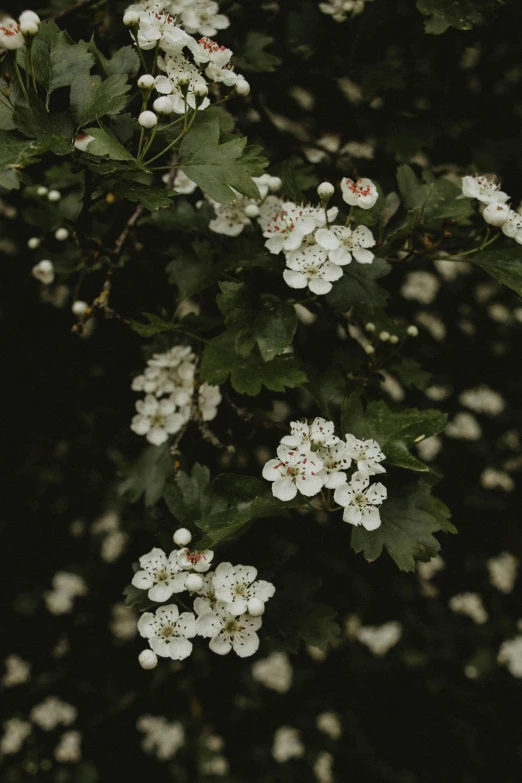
[132,547,186,601]
[176,547,214,573]
[212,562,275,616]
[263,202,317,255]
[502,209,522,244]
[131,395,188,446]
[448,592,488,624]
[168,169,197,194]
[180,2,230,37]
[31,697,77,731]
[280,417,338,451]
[356,621,402,655]
[272,726,304,763]
[333,471,387,530]
[196,603,262,657]
[136,11,192,52]
[461,174,508,204]
[316,441,351,488]
[32,259,55,285]
[341,177,378,209]
[344,435,386,476]
[283,244,343,295]
[0,18,24,49]
[498,636,522,678]
[138,604,196,660]
[190,36,232,67]
[252,652,293,693]
[483,201,510,226]
[316,224,376,265]
[209,197,252,236]
[487,552,518,594]
[54,731,82,763]
[262,444,324,500]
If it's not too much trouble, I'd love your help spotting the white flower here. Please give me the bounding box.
[190,36,232,66]
[445,412,482,440]
[196,603,262,657]
[54,731,82,763]
[356,621,402,655]
[169,169,197,194]
[483,201,510,226]
[316,441,351,488]
[138,604,196,660]
[199,382,222,421]
[251,652,293,693]
[212,562,275,616]
[502,209,522,244]
[32,259,55,285]
[2,655,31,687]
[263,202,317,255]
[341,177,378,209]
[262,444,324,500]
[481,467,515,492]
[316,224,375,265]
[448,592,488,624]
[132,547,187,601]
[209,197,252,236]
[0,18,24,49]
[316,711,342,740]
[272,726,304,763]
[176,547,214,572]
[179,1,230,36]
[459,385,504,416]
[344,435,386,476]
[156,52,210,113]
[31,697,77,731]
[0,719,31,755]
[136,11,193,52]
[401,271,440,304]
[487,553,518,594]
[280,417,338,451]
[257,194,284,231]
[333,471,387,530]
[283,244,343,295]
[110,603,138,641]
[44,572,87,615]
[498,636,522,678]
[137,715,185,760]
[314,751,334,783]
[461,174,508,204]
[131,394,188,445]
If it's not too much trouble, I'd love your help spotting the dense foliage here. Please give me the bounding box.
[2,0,522,781]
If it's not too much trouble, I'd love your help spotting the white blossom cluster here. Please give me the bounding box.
[44,571,88,615]
[91,510,128,563]
[462,173,522,243]
[251,651,293,693]
[137,714,185,760]
[2,654,31,687]
[262,417,387,531]
[121,0,250,132]
[318,0,374,23]
[498,635,522,678]
[131,345,221,446]
[135,528,275,667]
[0,10,40,50]
[487,552,519,594]
[448,592,488,624]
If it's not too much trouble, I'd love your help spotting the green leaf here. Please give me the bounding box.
[31,20,94,94]
[123,584,155,612]
[397,165,428,210]
[470,246,522,297]
[90,41,140,78]
[255,303,297,361]
[267,576,340,652]
[235,31,281,72]
[200,330,307,395]
[179,113,267,203]
[129,313,179,337]
[351,480,454,571]
[13,96,72,155]
[392,358,432,390]
[163,464,222,526]
[119,443,172,507]
[325,257,391,313]
[279,156,319,202]
[113,180,174,210]
[349,400,448,472]
[83,125,134,160]
[70,73,131,128]
[0,100,15,131]
[416,0,500,33]
[380,208,422,254]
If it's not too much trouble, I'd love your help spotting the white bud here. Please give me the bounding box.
[19,10,40,26]
[138,650,158,670]
[185,574,204,593]
[244,203,260,218]
[55,227,69,241]
[247,598,265,616]
[389,334,399,344]
[47,189,61,202]
[153,96,172,115]
[193,84,208,98]
[268,176,282,192]
[27,237,40,249]
[317,181,335,199]
[137,74,155,90]
[32,259,54,285]
[365,322,375,332]
[36,186,48,196]
[235,79,251,96]
[20,20,38,35]
[173,527,192,546]
[72,300,88,316]
[74,132,94,152]
[123,10,140,26]
[407,325,419,337]
[364,344,375,355]
[178,75,190,87]
[379,331,390,342]
[138,111,157,129]
[483,201,510,227]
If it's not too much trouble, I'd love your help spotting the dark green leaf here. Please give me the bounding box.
[392,357,432,390]
[235,31,281,72]
[325,257,391,313]
[113,180,174,210]
[416,0,500,33]
[83,125,134,160]
[119,443,172,507]
[163,464,222,525]
[70,73,131,127]
[471,246,522,297]
[31,20,94,93]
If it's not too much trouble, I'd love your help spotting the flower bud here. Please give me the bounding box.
[247,598,265,616]
[19,10,40,25]
[365,322,375,332]
[389,334,399,344]
[153,96,172,115]
[235,79,251,96]
[317,181,335,199]
[379,331,390,342]
[27,237,40,249]
[36,186,48,196]
[244,203,260,218]
[173,527,192,546]
[55,227,69,241]
[20,20,38,35]
[72,300,88,316]
[138,111,157,129]
[407,325,419,337]
[47,189,61,202]
[193,84,208,98]
[483,201,510,227]
[138,650,158,670]
[138,74,155,90]
[74,132,94,152]
[364,344,375,355]
[32,260,54,285]
[268,176,282,192]
[185,574,204,592]
[123,10,140,26]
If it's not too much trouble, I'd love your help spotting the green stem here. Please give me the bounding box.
[130,31,148,73]
[139,125,157,162]
[13,58,28,102]
[143,109,198,167]
[451,230,500,259]
[136,126,145,160]
[152,41,160,75]
[0,93,13,111]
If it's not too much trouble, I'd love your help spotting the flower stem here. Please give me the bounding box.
[143,108,198,167]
